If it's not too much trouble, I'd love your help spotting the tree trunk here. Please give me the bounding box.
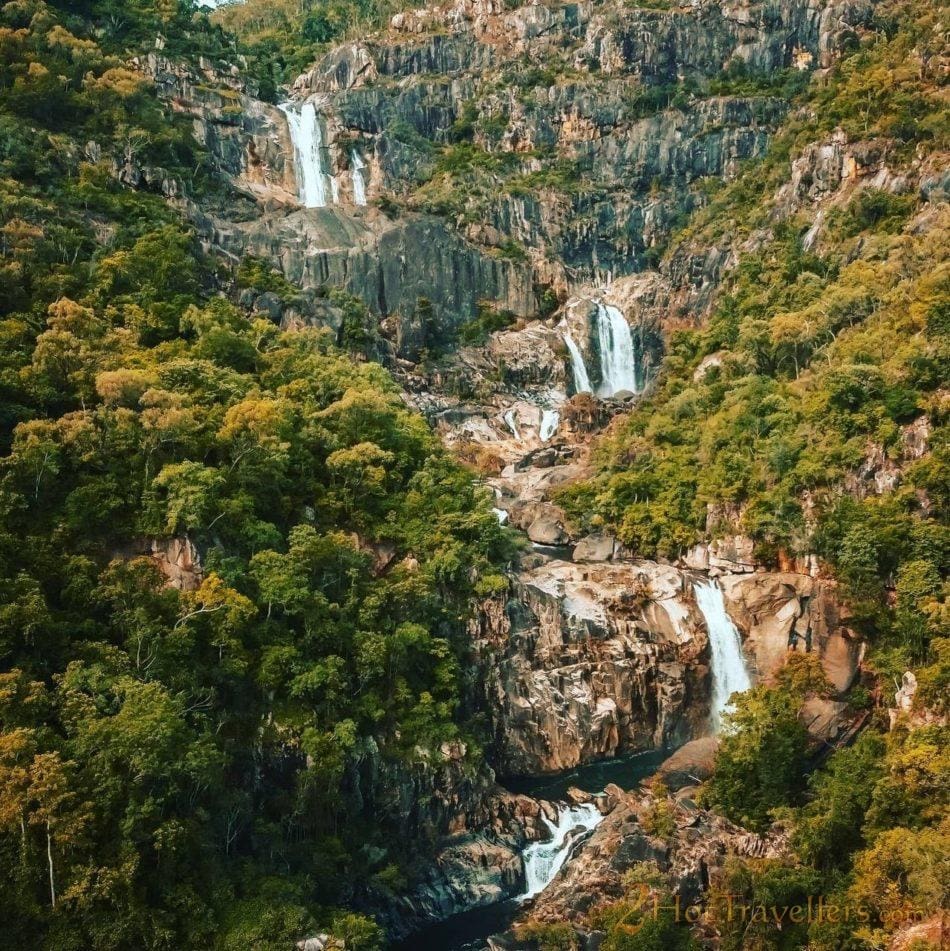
[46,822,56,909]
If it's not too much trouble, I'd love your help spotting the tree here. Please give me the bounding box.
[705,684,810,832]
[150,461,226,535]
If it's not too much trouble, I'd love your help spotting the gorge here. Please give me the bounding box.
[156,0,882,941]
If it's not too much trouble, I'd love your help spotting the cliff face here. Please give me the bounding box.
[140,0,872,353]
[291,0,869,289]
[472,559,710,775]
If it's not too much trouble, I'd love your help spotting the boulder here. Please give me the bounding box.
[573,534,618,563]
[655,738,719,791]
[527,516,569,546]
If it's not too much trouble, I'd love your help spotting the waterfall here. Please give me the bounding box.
[504,409,520,440]
[351,149,367,205]
[519,803,602,901]
[540,409,560,442]
[694,580,752,730]
[563,333,593,394]
[595,303,638,397]
[492,507,509,525]
[280,100,334,208]
[562,304,640,399]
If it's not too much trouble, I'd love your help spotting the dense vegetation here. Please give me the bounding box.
[0,2,511,948]
[559,0,948,665]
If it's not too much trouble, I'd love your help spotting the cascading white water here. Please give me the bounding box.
[563,333,593,394]
[540,409,560,442]
[504,409,520,440]
[351,149,367,205]
[694,580,752,730]
[595,303,638,397]
[280,100,334,208]
[519,803,602,900]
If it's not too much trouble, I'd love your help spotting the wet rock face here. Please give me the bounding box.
[472,559,711,776]
[210,207,535,350]
[342,738,554,936]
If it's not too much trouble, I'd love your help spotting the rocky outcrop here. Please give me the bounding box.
[472,559,711,776]
[520,776,789,933]
[139,53,297,205]
[888,671,948,731]
[112,536,203,591]
[343,737,555,935]
[717,571,862,691]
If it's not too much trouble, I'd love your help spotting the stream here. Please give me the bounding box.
[392,749,669,951]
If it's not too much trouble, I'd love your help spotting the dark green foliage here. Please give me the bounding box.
[0,3,514,948]
[704,685,811,832]
[708,60,811,99]
[792,732,886,870]
[458,304,517,345]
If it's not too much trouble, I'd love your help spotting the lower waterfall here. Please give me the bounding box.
[280,100,334,208]
[693,580,752,730]
[519,802,603,900]
[392,752,665,951]
[540,409,559,442]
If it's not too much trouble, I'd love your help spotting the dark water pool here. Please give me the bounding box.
[501,747,670,802]
[391,748,669,951]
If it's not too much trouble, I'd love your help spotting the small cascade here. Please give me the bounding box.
[694,580,752,730]
[519,803,602,901]
[492,507,509,525]
[563,333,593,394]
[540,409,560,442]
[351,149,368,205]
[503,409,520,440]
[280,100,335,208]
[595,303,638,397]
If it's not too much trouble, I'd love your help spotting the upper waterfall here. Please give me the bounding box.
[595,303,639,397]
[280,100,335,208]
[693,580,752,731]
[561,303,640,398]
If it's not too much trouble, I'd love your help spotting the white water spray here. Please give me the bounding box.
[540,409,560,442]
[280,100,334,208]
[563,333,593,394]
[504,409,520,440]
[519,803,602,900]
[351,149,367,205]
[595,303,638,397]
[694,580,752,730]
